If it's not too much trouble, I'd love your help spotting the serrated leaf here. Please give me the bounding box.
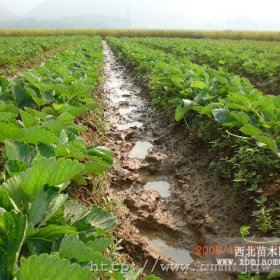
[1,175,30,208]
[13,85,27,107]
[20,157,84,198]
[84,161,111,175]
[5,140,36,165]
[17,254,92,280]
[87,146,114,164]
[0,188,17,211]
[20,110,39,128]
[63,200,88,225]
[28,189,48,226]
[58,234,105,263]
[0,123,21,142]
[19,127,59,144]
[24,107,47,121]
[39,194,68,227]
[0,112,17,122]
[86,237,112,253]
[0,211,27,279]
[6,160,29,176]
[58,112,75,124]
[29,225,78,242]
[84,205,117,232]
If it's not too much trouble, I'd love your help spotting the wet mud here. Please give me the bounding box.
[102,41,249,280]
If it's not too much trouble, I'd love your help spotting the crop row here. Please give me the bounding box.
[132,37,280,95]
[0,36,150,280]
[1,29,280,41]
[0,36,84,76]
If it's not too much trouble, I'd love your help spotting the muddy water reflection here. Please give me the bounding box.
[139,229,193,264]
[129,141,153,159]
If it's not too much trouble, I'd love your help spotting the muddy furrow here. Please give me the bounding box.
[102,41,245,280]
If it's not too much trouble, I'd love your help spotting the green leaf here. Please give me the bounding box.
[39,194,68,227]
[240,124,262,136]
[57,234,112,265]
[0,211,27,279]
[24,107,47,121]
[29,225,78,242]
[253,135,277,151]
[6,160,29,176]
[190,80,207,89]
[0,188,17,211]
[5,140,36,164]
[87,146,114,164]
[84,205,117,232]
[28,189,49,226]
[0,76,9,93]
[174,99,195,122]
[36,143,56,158]
[273,96,280,108]
[63,200,88,225]
[17,254,92,280]
[84,161,111,175]
[13,85,27,107]
[20,110,39,128]
[1,175,30,208]
[230,111,250,125]
[0,123,21,142]
[212,108,229,123]
[0,112,17,122]
[58,112,75,124]
[20,158,84,198]
[86,237,112,253]
[19,127,59,145]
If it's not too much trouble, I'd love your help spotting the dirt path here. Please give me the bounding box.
[102,41,248,280]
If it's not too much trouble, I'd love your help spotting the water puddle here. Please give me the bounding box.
[139,229,193,264]
[116,121,143,130]
[129,141,153,159]
[144,181,170,197]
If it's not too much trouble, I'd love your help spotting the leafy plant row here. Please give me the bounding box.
[1,29,280,41]
[0,36,146,280]
[132,37,280,95]
[0,36,84,76]
[108,37,280,157]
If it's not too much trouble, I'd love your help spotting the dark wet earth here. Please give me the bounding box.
[102,41,248,280]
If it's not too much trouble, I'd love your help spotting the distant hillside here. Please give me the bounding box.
[0,15,132,29]
[0,6,20,21]
[25,0,172,21]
